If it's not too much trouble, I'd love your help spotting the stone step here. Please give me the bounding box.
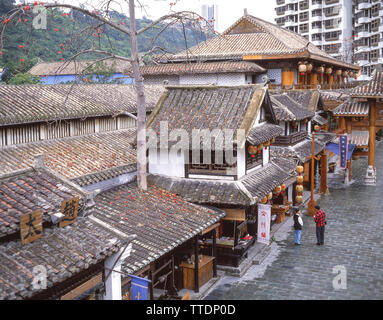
[252,244,271,265]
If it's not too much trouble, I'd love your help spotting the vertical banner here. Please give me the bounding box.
[129,274,151,300]
[257,204,271,245]
[339,134,348,169]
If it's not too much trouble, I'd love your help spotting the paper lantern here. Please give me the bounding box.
[296,176,304,184]
[325,67,333,74]
[298,64,307,75]
[349,71,354,78]
[264,141,270,147]
[296,185,303,193]
[317,66,324,74]
[267,192,273,200]
[248,145,257,155]
[342,70,348,77]
[307,63,313,73]
[281,184,287,192]
[336,69,342,76]
[296,196,303,203]
[314,124,320,132]
[296,165,304,174]
[275,185,282,194]
[261,196,267,204]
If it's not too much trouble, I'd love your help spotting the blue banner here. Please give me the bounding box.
[339,135,348,169]
[129,274,151,300]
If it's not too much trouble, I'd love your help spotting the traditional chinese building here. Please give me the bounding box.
[145,12,360,89]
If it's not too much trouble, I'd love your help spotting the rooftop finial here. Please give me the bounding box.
[244,8,248,16]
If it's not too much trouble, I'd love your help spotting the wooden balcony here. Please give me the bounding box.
[274,131,307,146]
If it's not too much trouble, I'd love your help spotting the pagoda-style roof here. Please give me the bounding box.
[332,100,370,117]
[351,70,383,98]
[166,14,359,71]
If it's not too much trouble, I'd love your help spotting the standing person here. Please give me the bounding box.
[314,205,326,245]
[293,209,303,245]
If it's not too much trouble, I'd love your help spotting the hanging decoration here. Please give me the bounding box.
[342,70,348,78]
[336,69,342,76]
[248,145,257,155]
[296,165,304,204]
[314,124,320,132]
[298,62,307,76]
[306,63,313,74]
[325,67,333,74]
[317,66,324,74]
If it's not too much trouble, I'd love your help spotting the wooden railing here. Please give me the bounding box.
[274,131,307,146]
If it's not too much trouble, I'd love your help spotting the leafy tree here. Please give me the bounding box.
[8,72,41,85]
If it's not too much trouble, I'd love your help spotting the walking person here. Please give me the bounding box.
[314,205,326,245]
[293,209,303,245]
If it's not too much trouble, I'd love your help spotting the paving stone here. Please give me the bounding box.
[203,142,383,300]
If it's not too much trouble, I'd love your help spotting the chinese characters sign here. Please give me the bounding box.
[257,204,271,245]
[59,196,79,228]
[339,134,348,169]
[20,210,43,245]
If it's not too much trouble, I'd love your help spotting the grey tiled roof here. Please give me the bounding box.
[94,182,225,274]
[0,129,136,180]
[166,14,358,70]
[0,84,165,126]
[332,100,369,116]
[0,167,88,238]
[0,217,123,300]
[71,164,137,187]
[147,174,251,206]
[351,70,383,98]
[312,114,328,125]
[271,138,325,162]
[247,123,283,145]
[240,163,292,199]
[271,94,315,121]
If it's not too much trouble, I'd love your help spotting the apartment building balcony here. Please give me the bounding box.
[311,3,323,10]
[358,1,372,10]
[324,22,341,30]
[274,131,307,146]
[285,9,297,15]
[323,8,341,17]
[324,0,339,5]
[356,30,371,38]
[299,1,309,10]
[311,15,323,22]
[358,16,371,24]
[276,0,286,5]
[285,20,297,27]
[276,8,286,16]
[311,26,323,33]
[355,45,371,53]
[356,59,370,66]
[312,39,323,46]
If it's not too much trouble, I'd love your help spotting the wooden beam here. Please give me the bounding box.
[201,223,220,236]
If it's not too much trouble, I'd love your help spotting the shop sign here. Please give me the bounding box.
[257,204,271,245]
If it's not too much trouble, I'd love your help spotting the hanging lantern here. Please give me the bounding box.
[296,195,303,203]
[257,144,263,154]
[298,63,307,75]
[281,184,286,191]
[275,185,282,194]
[354,73,358,80]
[306,63,313,73]
[356,69,361,77]
[296,176,304,184]
[296,185,304,193]
[261,196,267,204]
[336,69,342,76]
[248,145,257,155]
[349,71,354,78]
[342,70,348,77]
[314,124,320,132]
[325,67,333,74]
[267,192,273,200]
[317,66,325,74]
[296,165,304,174]
[264,141,270,147]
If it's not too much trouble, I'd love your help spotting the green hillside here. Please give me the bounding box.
[0,1,208,81]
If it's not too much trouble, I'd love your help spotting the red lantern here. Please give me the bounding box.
[19,45,24,48]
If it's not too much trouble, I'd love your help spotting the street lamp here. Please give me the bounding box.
[307,131,337,216]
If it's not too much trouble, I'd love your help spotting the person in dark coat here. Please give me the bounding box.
[293,209,303,245]
[314,205,326,245]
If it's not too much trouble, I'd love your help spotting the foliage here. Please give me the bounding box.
[7,72,41,85]
[0,5,208,82]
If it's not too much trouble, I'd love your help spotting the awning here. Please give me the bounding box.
[325,142,356,160]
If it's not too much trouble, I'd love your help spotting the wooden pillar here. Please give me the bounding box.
[340,117,346,133]
[368,101,377,169]
[320,151,329,194]
[347,159,352,181]
[212,228,217,278]
[329,74,334,89]
[346,118,352,134]
[307,136,316,216]
[194,236,199,293]
[310,72,318,87]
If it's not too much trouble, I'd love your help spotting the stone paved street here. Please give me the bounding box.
[204,142,383,300]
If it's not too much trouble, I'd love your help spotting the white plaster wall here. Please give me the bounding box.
[288,185,293,203]
[237,145,246,179]
[143,75,179,85]
[280,121,286,136]
[148,149,185,178]
[263,147,269,166]
[179,73,246,85]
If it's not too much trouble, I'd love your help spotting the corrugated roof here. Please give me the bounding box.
[0,84,165,126]
[0,129,136,180]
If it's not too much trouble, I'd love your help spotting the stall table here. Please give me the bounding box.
[179,255,215,290]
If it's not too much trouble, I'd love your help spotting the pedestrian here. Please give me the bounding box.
[313,205,326,245]
[293,209,303,245]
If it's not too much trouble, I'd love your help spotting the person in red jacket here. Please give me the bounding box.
[314,205,326,245]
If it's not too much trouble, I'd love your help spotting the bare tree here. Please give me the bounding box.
[0,1,213,190]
